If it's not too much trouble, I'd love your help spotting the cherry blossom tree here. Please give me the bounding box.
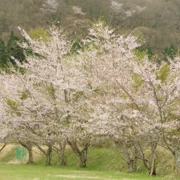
[0,74,36,164]
[121,57,180,173]
[0,25,99,167]
[81,21,148,173]
[0,98,7,153]
[0,20,180,174]
[92,52,180,174]
[82,21,180,174]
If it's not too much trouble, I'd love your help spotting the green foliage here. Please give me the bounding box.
[73,91,84,101]
[0,31,29,72]
[6,98,19,111]
[135,46,153,60]
[146,46,153,60]
[156,64,170,83]
[0,38,8,69]
[18,90,29,100]
[29,27,49,41]
[163,45,177,60]
[134,49,146,59]
[133,73,143,86]
[7,31,25,65]
[6,98,21,116]
[87,82,102,94]
[93,87,102,94]
[46,84,55,97]
[71,40,82,54]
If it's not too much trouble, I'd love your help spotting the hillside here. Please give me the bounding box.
[0,0,180,55]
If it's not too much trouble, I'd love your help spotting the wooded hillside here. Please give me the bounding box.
[0,0,180,55]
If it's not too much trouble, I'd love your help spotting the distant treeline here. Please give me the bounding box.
[0,0,180,56]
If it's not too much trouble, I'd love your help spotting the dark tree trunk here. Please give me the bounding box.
[0,143,6,153]
[140,143,157,176]
[67,140,89,168]
[46,145,52,166]
[19,141,34,164]
[127,160,136,172]
[79,147,88,168]
[35,143,53,166]
[149,166,156,176]
[133,140,157,176]
[59,140,66,166]
[149,152,156,176]
[149,142,157,176]
[27,145,34,164]
[122,142,137,172]
[174,147,180,173]
[163,136,180,174]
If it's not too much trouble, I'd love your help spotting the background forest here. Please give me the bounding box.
[0,0,180,56]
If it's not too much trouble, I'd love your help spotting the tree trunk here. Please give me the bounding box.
[46,145,52,166]
[174,147,180,173]
[149,166,156,176]
[149,152,156,176]
[59,140,66,166]
[79,147,88,168]
[19,141,34,164]
[149,142,157,176]
[67,140,89,168]
[35,143,53,166]
[27,145,34,164]
[122,142,136,172]
[127,159,136,172]
[0,143,6,153]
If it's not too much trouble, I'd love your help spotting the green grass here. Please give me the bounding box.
[0,146,16,163]
[37,147,123,170]
[0,146,180,180]
[0,164,177,180]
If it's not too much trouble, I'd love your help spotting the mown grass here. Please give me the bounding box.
[0,145,179,180]
[0,164,176,180]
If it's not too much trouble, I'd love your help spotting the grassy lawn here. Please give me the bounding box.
[0,145,179,180]
[0,164,178,180]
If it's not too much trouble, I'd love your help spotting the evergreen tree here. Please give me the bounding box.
[163,44,177,60]
[7,31,25,65]
[146,46,153,60]
[0,38,8,68]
